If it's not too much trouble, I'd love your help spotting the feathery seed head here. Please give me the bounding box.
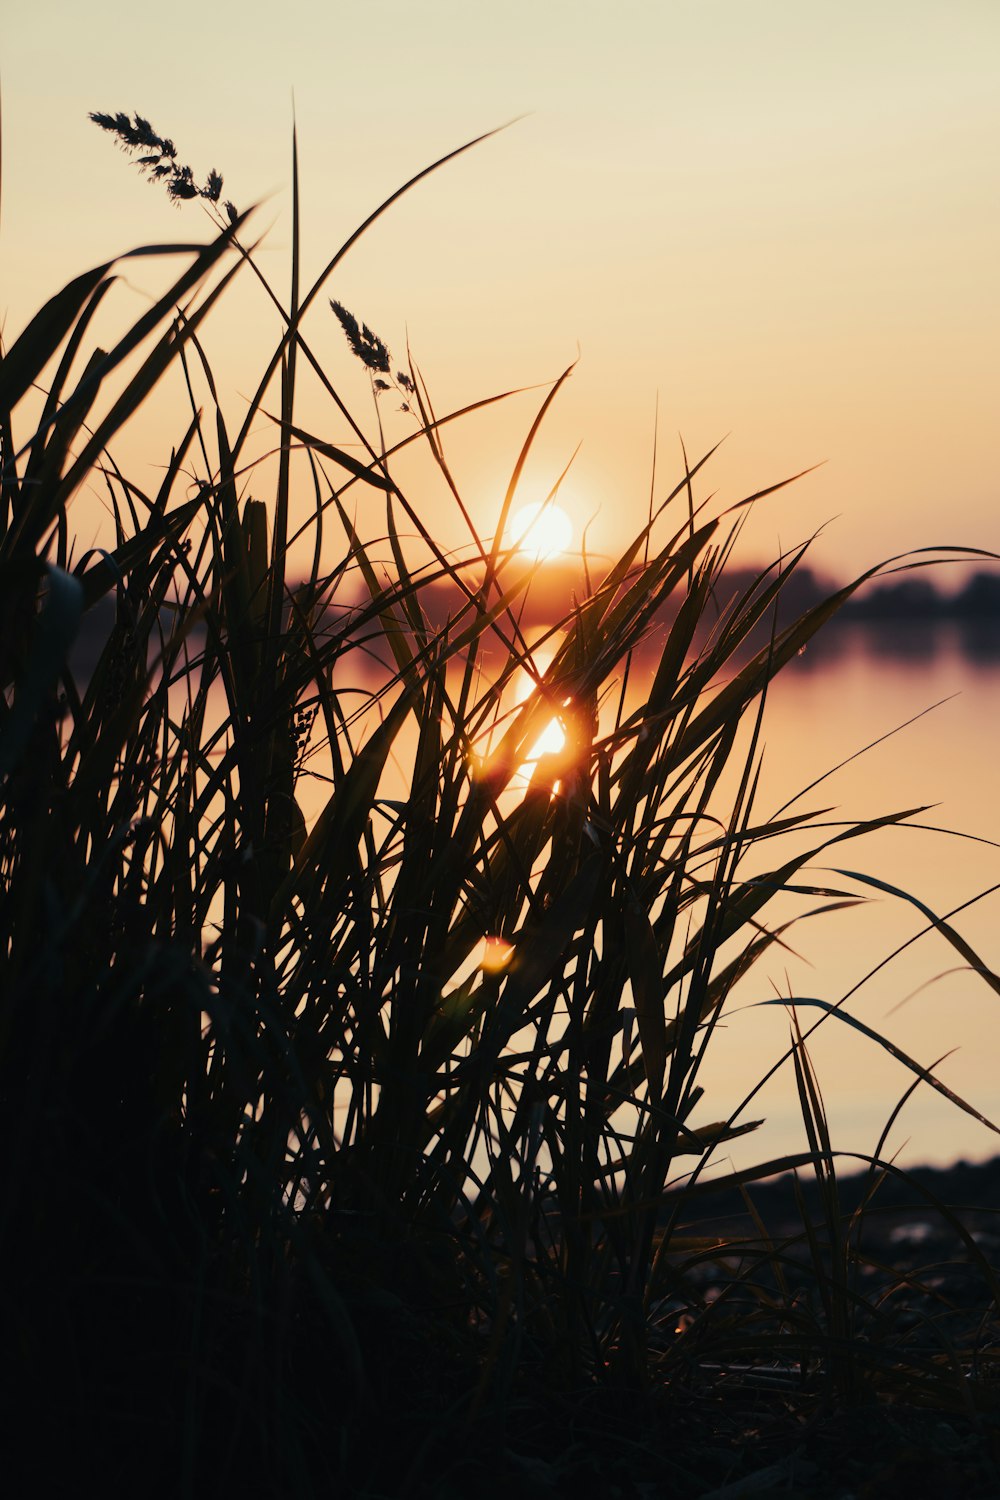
[90,108,233,215]
[330,299,392,374]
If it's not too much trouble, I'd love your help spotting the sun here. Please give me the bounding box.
[508,502,574,561]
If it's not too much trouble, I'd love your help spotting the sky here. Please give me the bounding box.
[4,0,999,582]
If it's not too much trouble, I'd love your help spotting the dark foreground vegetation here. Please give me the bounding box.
[3,120,1000,1496]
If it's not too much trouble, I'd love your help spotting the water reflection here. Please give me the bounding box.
[708,624,1000,1173]
[331,613,1000,1173]
[68,595,1000,1172]
[783,619,1000,671]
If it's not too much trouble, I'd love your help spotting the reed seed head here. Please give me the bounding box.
[329,299,392,374]
[89,109,234,214]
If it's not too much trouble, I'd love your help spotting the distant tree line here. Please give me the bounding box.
[721,568,1000,625]
[68,565,1000,682]
[843,571,1000,621]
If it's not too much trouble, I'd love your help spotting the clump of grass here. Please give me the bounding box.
[1,112,998,1495]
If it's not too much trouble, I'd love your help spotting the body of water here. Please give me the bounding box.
[320,611,1000,1176]
[693,621,1000,1174]
[102,600,1000,1178]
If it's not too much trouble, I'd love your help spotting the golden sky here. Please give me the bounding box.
[4,0,999,580]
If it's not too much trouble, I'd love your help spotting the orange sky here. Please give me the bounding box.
[4,0,999,582]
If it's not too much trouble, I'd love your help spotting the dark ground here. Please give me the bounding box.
[570,1157,1000,1500]
[455,1158,1000,1500]
[5,1152,1000,1497]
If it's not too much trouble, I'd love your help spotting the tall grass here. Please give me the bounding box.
[2,120,999,1494]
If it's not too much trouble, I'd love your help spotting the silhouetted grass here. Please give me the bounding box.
[2,117,1000,1496]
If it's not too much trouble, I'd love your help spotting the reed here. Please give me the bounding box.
[1,115,998,1495]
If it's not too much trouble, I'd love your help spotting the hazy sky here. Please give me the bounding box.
[4,0,999,579]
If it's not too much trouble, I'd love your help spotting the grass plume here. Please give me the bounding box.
[89,108,237,220]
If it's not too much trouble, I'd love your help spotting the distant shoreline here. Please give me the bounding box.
[671,1151,1000,1228]
[68,564,1000,681]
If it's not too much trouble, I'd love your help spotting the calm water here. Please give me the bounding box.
[694,622,1000,1173]
[326,617,1000,1174]
[183,613,1000,1175]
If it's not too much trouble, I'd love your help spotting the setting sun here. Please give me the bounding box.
[508,502,574,561]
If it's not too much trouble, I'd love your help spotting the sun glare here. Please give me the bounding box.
[526,717,567,762]
[480,935,514,973]
[508,502,574,561]
[510,643,570,769]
